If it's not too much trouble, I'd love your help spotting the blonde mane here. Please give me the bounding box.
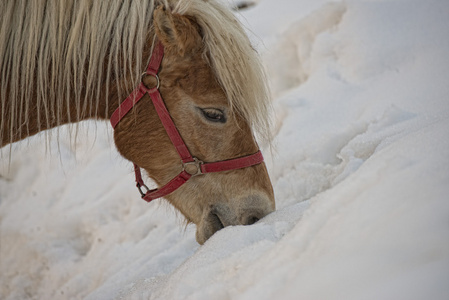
[0,0,271,145]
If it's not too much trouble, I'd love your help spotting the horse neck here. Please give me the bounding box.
[1,82,117,146]
[1,48,153,146]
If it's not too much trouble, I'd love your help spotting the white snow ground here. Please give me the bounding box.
[1,0,449,299]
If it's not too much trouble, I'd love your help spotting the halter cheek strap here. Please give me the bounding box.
[110,41,264,202]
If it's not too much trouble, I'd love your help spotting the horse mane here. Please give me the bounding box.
[0,0,271,144]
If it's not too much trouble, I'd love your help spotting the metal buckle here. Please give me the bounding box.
[136,182,150,198]
[182,157,203,176]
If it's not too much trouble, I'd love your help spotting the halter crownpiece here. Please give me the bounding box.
[110,41,265,202]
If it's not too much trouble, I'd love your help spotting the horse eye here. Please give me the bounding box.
[200,108,227,123]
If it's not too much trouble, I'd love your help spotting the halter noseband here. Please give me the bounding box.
[110,41,264,202]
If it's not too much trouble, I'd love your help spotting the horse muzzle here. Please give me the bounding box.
[195,194,274,244]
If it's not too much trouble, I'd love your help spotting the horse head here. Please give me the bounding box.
[113,5,275,244]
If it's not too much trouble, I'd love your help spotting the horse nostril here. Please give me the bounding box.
[211,213,225,230]
[244,215,260,225]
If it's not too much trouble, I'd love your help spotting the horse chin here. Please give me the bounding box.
[195,195,275,245]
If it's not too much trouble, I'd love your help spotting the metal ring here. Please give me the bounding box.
[136,182,150,197]
[182,157,204,176]
[141,72,160,90]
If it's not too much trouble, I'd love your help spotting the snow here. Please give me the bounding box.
[1,0,449,299]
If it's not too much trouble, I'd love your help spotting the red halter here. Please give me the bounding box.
[110,41,264,202]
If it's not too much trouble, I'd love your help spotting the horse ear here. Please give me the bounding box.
[153,5,202,56]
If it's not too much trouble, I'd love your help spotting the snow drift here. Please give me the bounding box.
[1,0,448,299]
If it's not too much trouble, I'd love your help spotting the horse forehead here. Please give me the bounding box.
[177,86,228,107]
[176,64,229,106]
[185,60,219,88]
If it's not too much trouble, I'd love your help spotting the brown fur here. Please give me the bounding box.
[1,4,275,244]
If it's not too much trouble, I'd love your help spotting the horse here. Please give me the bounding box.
[0,0,275,244]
